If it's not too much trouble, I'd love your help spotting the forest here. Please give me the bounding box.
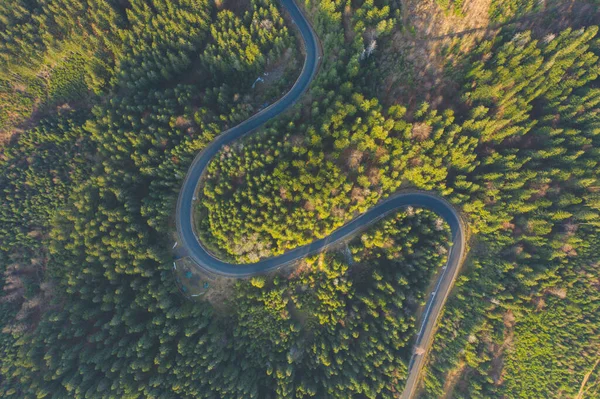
[1,0,599,398]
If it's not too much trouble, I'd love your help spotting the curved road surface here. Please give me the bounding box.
[175,0,467,397]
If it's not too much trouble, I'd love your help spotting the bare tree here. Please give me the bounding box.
[414,346,426,355]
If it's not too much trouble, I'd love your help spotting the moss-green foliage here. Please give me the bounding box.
[417,26,600,398]
[0,110,93,396]
[423,233,600,399]
[201,0,291,86]
[502,276,600,397]
[114,0,211,89]
[434,0,465,16]
[200,11,600,397]
[0,1,301,397]
[0,110,92,252]
[198,0,403,262]
[436,0,541,22]
[47,55,88,103]
[201,92,472,262]
[0,0,599,397]
[229,209,450,398]
[489,0,541,23]
[0,0,125,132]
[0,79,36,131]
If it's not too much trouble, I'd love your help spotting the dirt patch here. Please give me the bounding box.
[343,4,356,44]
[376,0,600,111]
[287,258,313,280]
[377,0,492,109]
[402,0,491,39]
[244,41,302,110]
[0,130,14,146]
[546,286,568,299]
[264,48,295,84]
[173,257,236,311]
[441,360,468,399]
[412,122,433,141]
[486,310,516,385]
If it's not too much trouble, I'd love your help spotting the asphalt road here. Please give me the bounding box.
[175,0,467,396]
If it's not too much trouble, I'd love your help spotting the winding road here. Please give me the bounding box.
[175,0,467,396]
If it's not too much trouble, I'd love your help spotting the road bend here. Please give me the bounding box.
[175,0,468,396]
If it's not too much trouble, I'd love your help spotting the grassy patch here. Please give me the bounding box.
[47,55,89,104]
[501,281,600,397]
[173,257,213,298]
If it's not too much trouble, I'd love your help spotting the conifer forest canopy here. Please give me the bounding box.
[0,0,599,398]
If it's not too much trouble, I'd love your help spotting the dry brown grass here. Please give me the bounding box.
[379,0,492,109]
[378,0,599,111]
[345,148,364,169]
[0,130,13,146]
[303,200,315,211]
[412,122,433,141]
[445,310,516,393]
[350,186,365,203]
[174,257,236,311]
[486,311,517,386]
[440,360,467,399]
[402,0,491,39]
[533,296,546,311]
[547,286,568,299]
